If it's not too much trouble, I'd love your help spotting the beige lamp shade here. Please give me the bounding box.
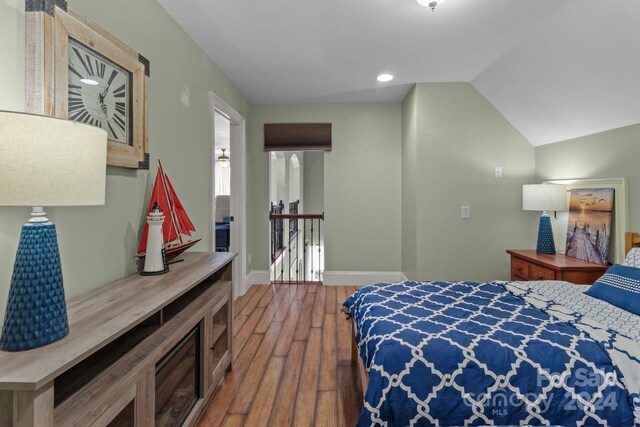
[0,111,107,206]
[523,184,567,212]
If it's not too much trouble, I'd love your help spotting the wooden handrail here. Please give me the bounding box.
[270,213,324,220]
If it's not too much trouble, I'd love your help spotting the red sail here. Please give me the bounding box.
[136,169,179,254]
[165,174,196,236]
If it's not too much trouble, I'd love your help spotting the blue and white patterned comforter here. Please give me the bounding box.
[343,280,640,426]
[516,280,640,342]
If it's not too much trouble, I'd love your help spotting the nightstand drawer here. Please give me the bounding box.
[530,264,555,281]
[507,250,608,285]
[511,258,530,279]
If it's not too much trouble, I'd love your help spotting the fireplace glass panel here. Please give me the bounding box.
[155,326,200,427]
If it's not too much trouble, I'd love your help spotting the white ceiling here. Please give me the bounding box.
[158,0,640,146]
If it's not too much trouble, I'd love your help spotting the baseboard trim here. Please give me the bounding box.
[244,270,407,288]
[322,271,405,286]
[245,270,270,290]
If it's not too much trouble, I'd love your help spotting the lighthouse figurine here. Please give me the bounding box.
[141,202,170,276]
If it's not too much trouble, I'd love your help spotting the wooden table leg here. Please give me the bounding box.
[12,382,54,427]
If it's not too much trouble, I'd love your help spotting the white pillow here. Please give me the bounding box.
[622,247,640,268]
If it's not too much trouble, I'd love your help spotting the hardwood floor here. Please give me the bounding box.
[197,284,362,427]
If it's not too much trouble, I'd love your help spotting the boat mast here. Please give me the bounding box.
[158,160,184,244]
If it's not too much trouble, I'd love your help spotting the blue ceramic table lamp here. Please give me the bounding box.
[0,111,106,351]
[523,184,567,254]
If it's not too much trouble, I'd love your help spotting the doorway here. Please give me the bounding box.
[213,111,231,252]
[269,151,324,284]
[209,93,246,298]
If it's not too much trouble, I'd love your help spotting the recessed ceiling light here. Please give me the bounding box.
[80,78,99,85]
[377,74,393,82]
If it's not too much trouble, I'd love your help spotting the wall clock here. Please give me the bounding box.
[25,1,150,169]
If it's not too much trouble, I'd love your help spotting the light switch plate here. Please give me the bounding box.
[461,206,470,219]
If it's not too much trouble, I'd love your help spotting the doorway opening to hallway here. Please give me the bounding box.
[269,151,324,284]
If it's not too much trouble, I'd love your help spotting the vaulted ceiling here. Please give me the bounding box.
[157,0,640,146]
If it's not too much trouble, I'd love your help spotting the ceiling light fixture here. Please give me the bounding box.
[416,0,447,11]
[377,74,394,82]
[217,148,230,168]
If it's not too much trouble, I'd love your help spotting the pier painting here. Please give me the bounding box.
[565,188,614,265]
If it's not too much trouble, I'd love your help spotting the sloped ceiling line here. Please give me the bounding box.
[158,0,640,146]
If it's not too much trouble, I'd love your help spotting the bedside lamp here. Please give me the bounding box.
[0,111,106,351]
[523,184,567,255]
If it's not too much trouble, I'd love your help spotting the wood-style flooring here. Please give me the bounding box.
[197,284,363,427]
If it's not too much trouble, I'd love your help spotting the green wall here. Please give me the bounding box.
[303,151,324,215]
[406,83,537,281]
[536,123,640,232]
[248,103,403,273]
[401,86,418,280]
[0,0,250,326]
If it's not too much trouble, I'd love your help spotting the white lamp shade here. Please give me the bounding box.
[0,111,107,206]
[523,184,567,212]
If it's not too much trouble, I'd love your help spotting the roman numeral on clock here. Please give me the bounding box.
[68,96,85,113]
[85,54,95,76]
[107,70,118,87]
[68,103,85,113]
[108,122,119,140]
[113,84,126,98]
[68,64,84,80]
[113,113,126,132]
[70,109,90,123]
[73,47,93,76]
[97,61,106,79]
[115,102,126,116]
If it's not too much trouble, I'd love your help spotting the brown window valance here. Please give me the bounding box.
[264,123,332,151]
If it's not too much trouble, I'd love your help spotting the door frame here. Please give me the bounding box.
[209,92,247,298]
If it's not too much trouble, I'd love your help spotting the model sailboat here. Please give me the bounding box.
[137,160,201,261]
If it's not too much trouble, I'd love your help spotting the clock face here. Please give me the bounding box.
[67,38,132,145]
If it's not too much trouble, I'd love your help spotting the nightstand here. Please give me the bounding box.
[506,250,609,285]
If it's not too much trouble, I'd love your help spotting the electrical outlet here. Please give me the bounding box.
[248,253,252,265]
[495,166,503,178]
[461,206,470,219]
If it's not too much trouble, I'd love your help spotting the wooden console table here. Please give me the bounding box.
[0,252,235,427]
[507,249,608,285]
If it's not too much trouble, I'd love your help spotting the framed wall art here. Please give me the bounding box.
[547,177,627,264]
[565,188,614,265]
[25,0,150,169]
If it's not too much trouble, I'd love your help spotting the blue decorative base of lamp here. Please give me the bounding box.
[536,213,556,255]
[0,222,69,352]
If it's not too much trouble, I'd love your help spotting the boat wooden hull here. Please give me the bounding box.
[137,238,201,262]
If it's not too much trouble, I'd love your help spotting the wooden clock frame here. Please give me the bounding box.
[25,0,150,169]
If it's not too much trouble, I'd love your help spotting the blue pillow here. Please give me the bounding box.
[585,264,640,315]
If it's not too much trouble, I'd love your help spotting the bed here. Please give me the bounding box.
[215,195,231,251]
[343,234,640,426]
[215,221,230,251]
